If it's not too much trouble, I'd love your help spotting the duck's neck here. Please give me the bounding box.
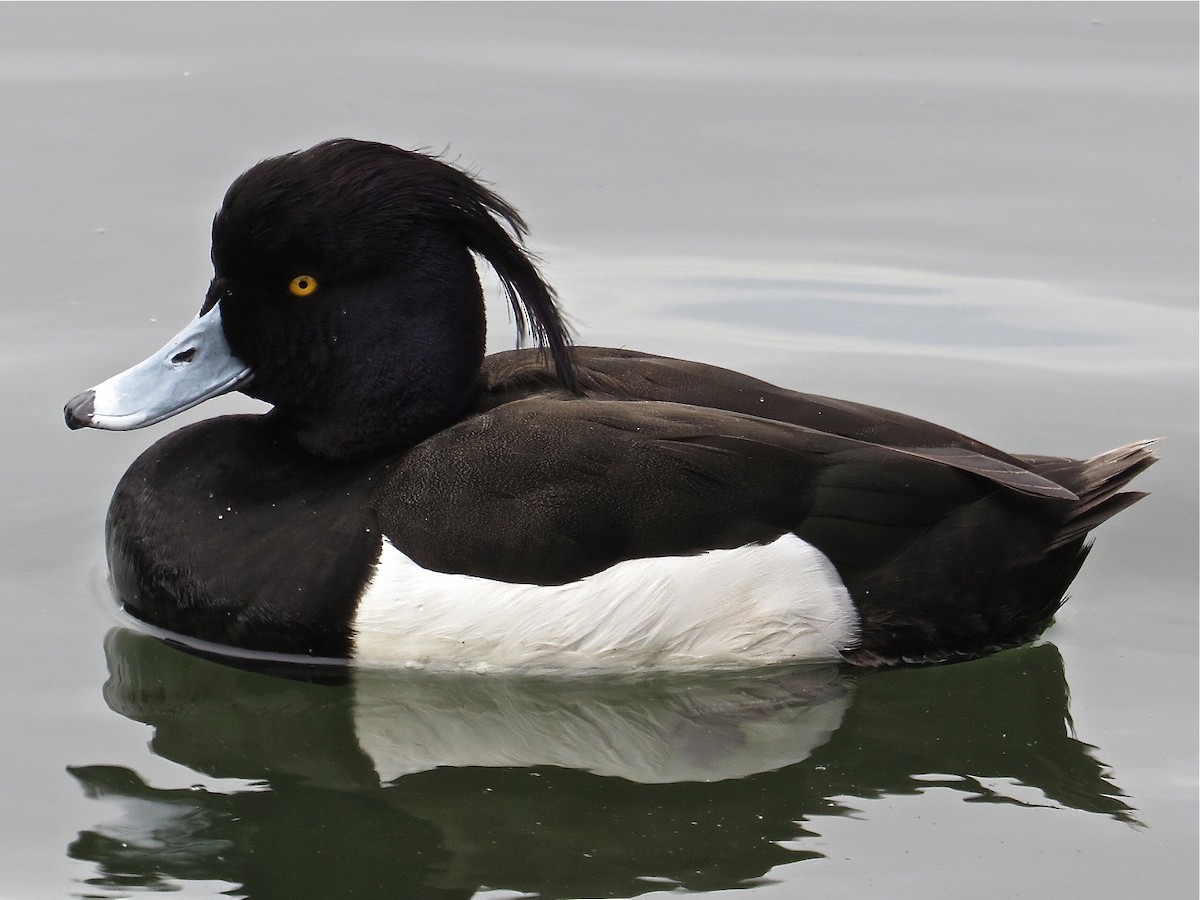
[272,243,487,462]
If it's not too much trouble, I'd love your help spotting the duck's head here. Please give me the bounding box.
[64,139,576,460]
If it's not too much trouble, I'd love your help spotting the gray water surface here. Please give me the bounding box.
[2,3,1196,898]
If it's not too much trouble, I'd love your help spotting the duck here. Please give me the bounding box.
[64,138,1156,671]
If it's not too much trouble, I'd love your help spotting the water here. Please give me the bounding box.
[3,4,1196,897]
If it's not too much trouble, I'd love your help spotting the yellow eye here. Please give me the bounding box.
[289,275,319,297]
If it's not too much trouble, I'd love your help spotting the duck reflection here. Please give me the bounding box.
[69,629,1132,898]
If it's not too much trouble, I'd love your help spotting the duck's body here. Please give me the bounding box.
[68,140,1154,671]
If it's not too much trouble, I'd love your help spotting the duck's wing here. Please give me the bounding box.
[376,396,1052,588]
[376,395,1152,663]
[480,347,1076,500]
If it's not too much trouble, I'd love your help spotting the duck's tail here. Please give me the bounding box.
[1019,439,1159,549]
[847,439,1158,668]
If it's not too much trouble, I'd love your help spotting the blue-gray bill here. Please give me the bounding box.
[65,304,252,431]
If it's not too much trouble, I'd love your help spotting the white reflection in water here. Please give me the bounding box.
[353,664,849,784]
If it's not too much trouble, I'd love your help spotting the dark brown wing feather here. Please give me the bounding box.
[481,347,1073,498]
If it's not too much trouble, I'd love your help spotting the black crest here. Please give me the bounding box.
[215,139,578,390]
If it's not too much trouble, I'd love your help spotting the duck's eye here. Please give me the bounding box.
[288,275,319,297]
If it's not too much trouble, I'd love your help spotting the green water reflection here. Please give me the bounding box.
[69,630,1132,898]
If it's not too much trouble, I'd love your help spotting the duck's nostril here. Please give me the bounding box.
[171,348,197,365]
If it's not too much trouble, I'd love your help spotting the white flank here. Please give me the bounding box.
[352,533,859,673]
